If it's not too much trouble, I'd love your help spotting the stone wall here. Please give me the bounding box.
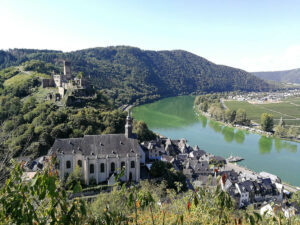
[41,78,55,88]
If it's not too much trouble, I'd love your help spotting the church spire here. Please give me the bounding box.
[125,110,133,138]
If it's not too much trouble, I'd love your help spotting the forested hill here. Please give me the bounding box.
[0,46,272,105]
[253,68,300,84]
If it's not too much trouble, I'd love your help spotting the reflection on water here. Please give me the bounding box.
[275,138,297,153]
[209,120,222,133]
[259,136,273,154]
[199,115,207,128]
[205,118,246,144]
[235,130,245,144]
[222,127,235,143]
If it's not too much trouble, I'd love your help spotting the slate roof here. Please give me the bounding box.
[238,180,255,193]
[189,150,206,159]
[237,178,278,196]
[261,178,273,190]
[50,134,140,157]
[220,170,239,184]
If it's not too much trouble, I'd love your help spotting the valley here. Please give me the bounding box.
[132,95,300,186]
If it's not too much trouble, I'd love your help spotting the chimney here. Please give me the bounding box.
[125,111,133,138]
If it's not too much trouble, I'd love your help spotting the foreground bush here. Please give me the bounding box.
[1,161,300,224]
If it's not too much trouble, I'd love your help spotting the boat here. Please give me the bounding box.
[226,155,244,163]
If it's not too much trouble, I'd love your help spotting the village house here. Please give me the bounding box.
[260,201,300,218]
[49,114,145,185]
[141,140,166,160]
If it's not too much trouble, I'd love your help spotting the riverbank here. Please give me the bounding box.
[226,162,299,193]
[194,106,300,143]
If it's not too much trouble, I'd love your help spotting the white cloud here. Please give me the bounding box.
[238,45,300,72]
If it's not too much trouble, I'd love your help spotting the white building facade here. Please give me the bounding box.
[49,115,145,185]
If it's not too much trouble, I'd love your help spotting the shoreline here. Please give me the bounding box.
[194,106,300,144]
[226,162,299,193]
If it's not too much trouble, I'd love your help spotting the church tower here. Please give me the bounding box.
[125,111,133,138]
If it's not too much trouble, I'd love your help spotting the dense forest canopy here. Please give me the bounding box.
[0,46,274,105]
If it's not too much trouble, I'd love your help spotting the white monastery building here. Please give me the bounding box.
[49,114,145,185]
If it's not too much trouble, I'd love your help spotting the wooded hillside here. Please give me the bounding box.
[0,46,273,105]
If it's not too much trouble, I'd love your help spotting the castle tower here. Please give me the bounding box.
[125,111,133,138]
[64,60,72,80]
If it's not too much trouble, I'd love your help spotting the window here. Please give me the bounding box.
[55,161,60,169]
[121,161,125,169]
[90,164,94,174]
[111,162,115,173]
[131,161,135,168]
[100,163,105,173]
[66,160,71,169]
[77,160,82,167]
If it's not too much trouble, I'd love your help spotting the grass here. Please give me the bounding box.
[3,71,51,88]
[3,73,34,87]
[224,98,300,126]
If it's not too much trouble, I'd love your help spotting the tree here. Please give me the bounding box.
[235,109,250,126]
[150,161,187,191]
[200,101,209,112]
[133,120,156,142]
[65,165,83,189]
[260,113,274,132]
[274,125,287,137]
[290,191,300,208]
[76,72,84,79]
[287,126,299,138]
[224,109,236,123]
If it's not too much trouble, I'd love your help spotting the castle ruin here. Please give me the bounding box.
[41,60,92,103]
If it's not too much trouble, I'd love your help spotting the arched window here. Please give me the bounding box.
[77,160,82,167]
[131,161,135,168]
[90,164,94,174]
[111,162,115,173]
[121,161,125,169]
[100,163,105,173]
[66,160,71,169]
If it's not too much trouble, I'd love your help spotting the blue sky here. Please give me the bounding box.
[1,0,300,71]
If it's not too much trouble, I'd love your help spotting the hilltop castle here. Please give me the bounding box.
[42,60,93,103]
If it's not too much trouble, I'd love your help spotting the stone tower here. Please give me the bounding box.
[64,60,72,80]
[125,111,133,138]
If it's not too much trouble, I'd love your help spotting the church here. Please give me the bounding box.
[49,114,145,185]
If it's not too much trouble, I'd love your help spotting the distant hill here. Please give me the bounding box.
[253,68,300,84]
[0,46,273,105]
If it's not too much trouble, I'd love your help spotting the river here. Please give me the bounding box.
[132,95,300,186]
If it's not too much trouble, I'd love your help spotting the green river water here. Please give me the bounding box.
[132,96,300,186]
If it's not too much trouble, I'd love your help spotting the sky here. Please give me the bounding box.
[1,0,300,72]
